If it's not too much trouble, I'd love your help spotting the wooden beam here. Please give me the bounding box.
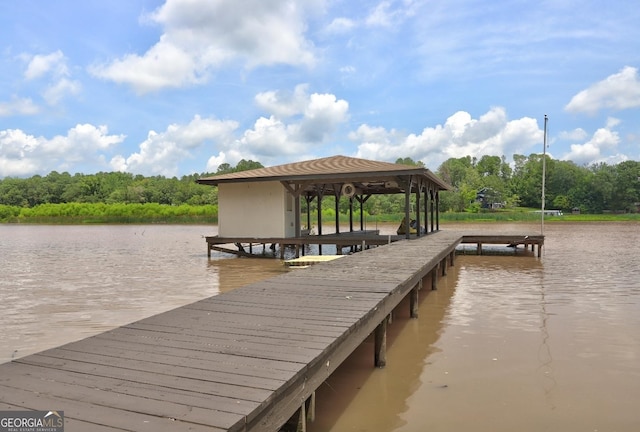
[374,317,388,368]
[410,281,421,318]
[431,266,438,290]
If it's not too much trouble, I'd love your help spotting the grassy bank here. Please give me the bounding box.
[2,203,638,224]
[0,203,218,224]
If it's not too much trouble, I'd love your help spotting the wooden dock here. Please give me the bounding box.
[0,231,542,431]
[205,230,398,259]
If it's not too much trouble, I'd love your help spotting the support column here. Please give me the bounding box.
[430,189,435,233]
[477,242,482,255]
[403,177,412,239]
[317,190,324,255]
[410,280,421,318]
[436,191,440,231]
[306,392,316,423]
[296,401,307,432]
[334,188,340,235]
[415,179,422,237]
[423,185,429,235]
[431,266,438,290]
[374,316,388,368]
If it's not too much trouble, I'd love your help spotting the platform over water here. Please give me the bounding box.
[0,231,541,431]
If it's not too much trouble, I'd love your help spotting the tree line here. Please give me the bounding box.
[436,155,640,213]
[0,155,638,217]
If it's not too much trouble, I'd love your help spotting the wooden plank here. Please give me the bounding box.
[18,350,286,391]
[0,362,260,416]
[13,355,274,403]
[0,385,222,432]
[0,376,240,430]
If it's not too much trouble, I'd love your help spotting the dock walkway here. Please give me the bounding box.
[0,231,541,431]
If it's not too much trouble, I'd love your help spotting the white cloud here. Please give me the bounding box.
[565,66,640,115]
[24,51,68,80]
[559,128,588,141]
[22,50,81,105]
[0,125,125,177]
[205,85,349,169]
[0,97,39,117]
[325,17,356,34]
[90,0,320,93]
[238,86,348,158]
[562,126,621,165]
[365,0,417,27]
[255,84,311,118]
[43,78,82,106]
[111,115,238,176]
[353,107,542,169]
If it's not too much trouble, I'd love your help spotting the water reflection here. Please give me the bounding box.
[309,222,640,432]
[309,269,458,431]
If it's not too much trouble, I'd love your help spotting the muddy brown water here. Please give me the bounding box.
[1,222,639,431]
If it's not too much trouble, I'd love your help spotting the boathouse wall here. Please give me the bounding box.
[218,181,295,238]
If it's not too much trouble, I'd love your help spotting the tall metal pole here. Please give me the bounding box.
[541,114,548,236]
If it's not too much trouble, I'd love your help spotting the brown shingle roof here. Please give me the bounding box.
[197,155,451,190]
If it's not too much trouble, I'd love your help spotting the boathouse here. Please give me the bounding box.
[196,155,452,257]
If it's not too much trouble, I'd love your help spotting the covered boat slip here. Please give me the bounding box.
[197,156,451,259]
[0,231,467,432]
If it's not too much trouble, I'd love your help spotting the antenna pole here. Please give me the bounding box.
[541,114,548,236]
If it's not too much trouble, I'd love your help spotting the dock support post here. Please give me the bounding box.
[538,244,542,257]
[410,281,420,318]
[374,316,388,368]
[441,258,447,276]
[431,267,438,290]
[477,242,483,255]
[296,401,307,432]
[207,243,211,258]
[306,392,316,423]
[450,250,456,266]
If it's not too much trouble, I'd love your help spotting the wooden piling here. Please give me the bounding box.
[431,266,438,290]
[410,283,420,318]
[374,316,388,368]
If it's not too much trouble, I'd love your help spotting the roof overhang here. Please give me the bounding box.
[197,155,452,195]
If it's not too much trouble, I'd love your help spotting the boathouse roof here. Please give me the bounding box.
[197,155,452,194]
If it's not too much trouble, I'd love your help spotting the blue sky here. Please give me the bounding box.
[1,0,639,178]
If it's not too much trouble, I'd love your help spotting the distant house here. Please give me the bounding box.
[475,187,504,209]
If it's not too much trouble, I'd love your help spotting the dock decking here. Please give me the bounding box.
[0,231,542,431]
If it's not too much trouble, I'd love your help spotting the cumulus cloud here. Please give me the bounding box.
[353,107,542,169]
[112,115,238,176]
[565,66,640,115]
[206,85,349,171]
[0,125,125,177]
[561,123,621,165]
[90,0,320,93]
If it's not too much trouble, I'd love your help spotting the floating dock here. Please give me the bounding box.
[0,231,542,431]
